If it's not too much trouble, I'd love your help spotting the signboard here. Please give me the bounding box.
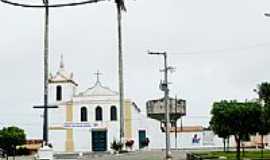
[63,122,107,128]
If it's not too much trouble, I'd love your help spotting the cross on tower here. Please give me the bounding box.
[60,54,64,69]
[94,70,102,83]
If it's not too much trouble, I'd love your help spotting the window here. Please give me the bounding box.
[81,107,87,122]
[96,106,103,121]
[110,106,117,121]
[56,85,62,101]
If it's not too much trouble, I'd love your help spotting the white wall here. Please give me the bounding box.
[49,130,65,151]
[131,106,231,150]
[71,98,121,151]
[73,128,91,151]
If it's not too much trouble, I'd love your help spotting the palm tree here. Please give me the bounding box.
[115,0,126,143]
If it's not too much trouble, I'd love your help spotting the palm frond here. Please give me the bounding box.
[115,0,126,11]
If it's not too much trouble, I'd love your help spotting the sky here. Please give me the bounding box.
[1,0,270,138]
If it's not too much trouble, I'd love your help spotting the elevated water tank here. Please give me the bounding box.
[146,97,186,122]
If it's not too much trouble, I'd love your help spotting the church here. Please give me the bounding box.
[46,56,225,152]
[47,56,159,152]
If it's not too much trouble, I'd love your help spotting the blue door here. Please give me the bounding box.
[138,130,146,149]
[92,130,107,151]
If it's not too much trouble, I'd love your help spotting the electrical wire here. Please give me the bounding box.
[169,42,270,56]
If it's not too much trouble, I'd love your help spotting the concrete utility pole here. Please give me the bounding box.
[148,51,173,159]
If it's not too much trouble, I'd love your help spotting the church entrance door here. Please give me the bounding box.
[138,130,146,149]
[92,130,107,151]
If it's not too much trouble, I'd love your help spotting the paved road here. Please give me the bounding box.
[79,150,187,160]
[2,150,187,160]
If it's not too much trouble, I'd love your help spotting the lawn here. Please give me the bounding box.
[194,150,270,160]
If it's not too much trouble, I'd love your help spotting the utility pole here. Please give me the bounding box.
[148,51,173,160]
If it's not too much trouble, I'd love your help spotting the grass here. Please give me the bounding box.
[194,150,270,160]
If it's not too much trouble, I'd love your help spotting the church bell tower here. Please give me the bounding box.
[48,55,78,104]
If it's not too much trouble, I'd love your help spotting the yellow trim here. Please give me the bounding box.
[49,127,66,130]
[66,103,73,121]
[65,103,74,152]
[124,101,132,139]
[65,129,74,152]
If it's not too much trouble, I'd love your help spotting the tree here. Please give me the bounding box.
[258,82,270,105]
[256,82,270,158]
[0,127,26,156]
[114,0,126,147]
[210,100,261,160]
[210,101,232,152]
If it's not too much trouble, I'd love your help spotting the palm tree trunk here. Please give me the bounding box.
[116,2,124,144]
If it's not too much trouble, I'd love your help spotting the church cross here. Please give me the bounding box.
[94,70,102,83]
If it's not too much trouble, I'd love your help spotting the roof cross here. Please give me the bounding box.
[94,70,102,83]
[60,54,64,69]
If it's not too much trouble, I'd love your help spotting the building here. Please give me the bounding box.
[47,56,227,152]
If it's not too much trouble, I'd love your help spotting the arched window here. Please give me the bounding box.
[81,107,87,122]
[56,85,62,101]
[110,106,117,121]
[95,106,103,121]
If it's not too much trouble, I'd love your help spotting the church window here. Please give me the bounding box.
[56,85,62,101]
[96,106,103,121]
[110,106,117,121]
[81,107,88,122]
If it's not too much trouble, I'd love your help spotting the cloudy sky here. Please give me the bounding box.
[1,0,270,138]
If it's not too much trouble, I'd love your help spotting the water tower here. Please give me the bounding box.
[146,97,186,125]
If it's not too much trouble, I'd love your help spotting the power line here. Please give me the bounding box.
[169,42,270,56]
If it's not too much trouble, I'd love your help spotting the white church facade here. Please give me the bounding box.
[47,57,226,152]
[47,57,159,152]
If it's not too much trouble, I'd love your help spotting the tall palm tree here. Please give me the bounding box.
[115,0,126,143]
